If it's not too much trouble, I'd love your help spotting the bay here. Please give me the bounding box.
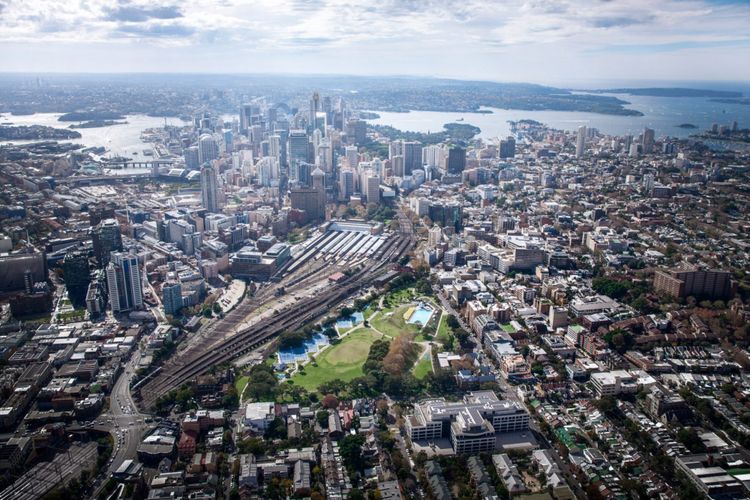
[364,93,750,140]
[0,113,190,157]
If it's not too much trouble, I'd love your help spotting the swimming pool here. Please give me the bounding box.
[408,304,434,326]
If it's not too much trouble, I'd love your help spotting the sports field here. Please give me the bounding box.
[291,328,382,392]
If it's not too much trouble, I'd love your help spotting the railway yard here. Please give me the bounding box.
[136,213,415,410]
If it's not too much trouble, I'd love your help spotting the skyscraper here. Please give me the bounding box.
[422,144,445,168]
[288,130,310,169]
[365,175,380,204]
[223,129,233,153]
[240,103,258,135]
[92,218,123,269]
[184,146,200,170]
[391,155,405,177]
[403,141,423,175]
[310,92,320,130]
[268,134,281,164]
[201,164,219,213]
[338,169,354,201]
[106,252,143,313]
[345,119,367,145]
[62,250,91,308]
[499,137,516,158]
[345,145,359,168]
[389,141,403,159]
[290,167,326,223]
[576,126,586,158]
[642,127,655,154]
[198,134,219,164]
[445,145,466,174]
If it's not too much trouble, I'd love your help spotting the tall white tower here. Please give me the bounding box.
[576,126,586,158]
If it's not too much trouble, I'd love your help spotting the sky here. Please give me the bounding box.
[0,0,749,85]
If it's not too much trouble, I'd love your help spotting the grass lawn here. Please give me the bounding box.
[381,287,416,309]
[436,312,451,343]
[412,347,433,379]
[291,328,382,392]
[370,304,421,339]
[364,306,377,320]
[234,375,249,397]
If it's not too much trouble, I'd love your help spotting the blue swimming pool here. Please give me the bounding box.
[408,304,434,326]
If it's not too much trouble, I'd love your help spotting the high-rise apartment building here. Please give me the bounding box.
[162,280,183,316]
[106,252,144,313]
[654,265,734,300]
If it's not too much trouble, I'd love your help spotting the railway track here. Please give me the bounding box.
[138,229,413,409]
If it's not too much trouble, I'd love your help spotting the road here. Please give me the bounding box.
[92,351,151,497]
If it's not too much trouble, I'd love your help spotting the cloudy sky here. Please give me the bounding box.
[1,0,749,84]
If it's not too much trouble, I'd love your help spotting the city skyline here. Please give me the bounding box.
[0,0,748,84]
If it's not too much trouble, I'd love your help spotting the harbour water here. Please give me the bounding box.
[365,93,750,140]
[0,113,190,157]
[2,92,749,161]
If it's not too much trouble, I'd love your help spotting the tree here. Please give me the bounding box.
[318,378,347,396]
[382,332,417,375]
[339,434,366,476]
[243,364,278,401]
[446,315,460,329]
[237,437,268,455]
[592,277,630,300]
[677,428,706,453]
[316,410,330,428]
[265,417,288,440]
[322,394,339,409]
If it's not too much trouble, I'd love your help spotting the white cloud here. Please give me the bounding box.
[0,0,748,80]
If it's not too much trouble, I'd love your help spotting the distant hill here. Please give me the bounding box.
[587,88,743,98]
